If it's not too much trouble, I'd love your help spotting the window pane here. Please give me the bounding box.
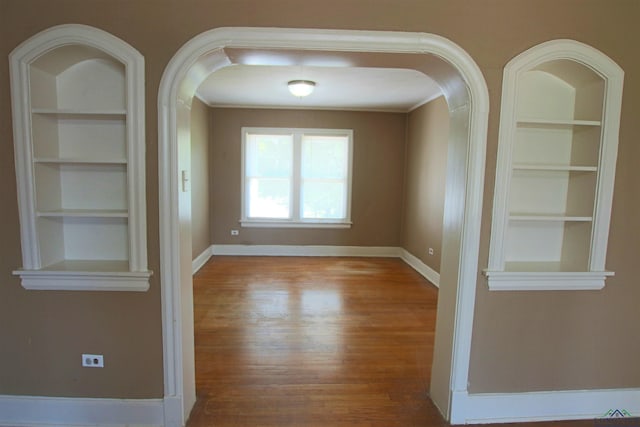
[248,178,290,219]
[301,135,348,179]
[243,128,351,224]
[246,133,292,178]
[301,181,346,219]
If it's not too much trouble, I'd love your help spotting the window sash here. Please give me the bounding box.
[242,127,353,227]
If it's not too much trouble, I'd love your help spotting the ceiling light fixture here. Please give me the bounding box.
[288,80,315,97]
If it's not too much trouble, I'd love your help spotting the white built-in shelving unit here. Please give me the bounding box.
[10,25,150,291]
[485,40,624,290]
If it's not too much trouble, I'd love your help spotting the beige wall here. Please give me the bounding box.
[402,97,449,273]
[190,97,211,259]
[1,0,640,400]
[210,108,406,246]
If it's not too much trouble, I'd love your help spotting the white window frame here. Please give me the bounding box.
[241,127,353,228]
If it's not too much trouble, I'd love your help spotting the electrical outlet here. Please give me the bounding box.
[428,248,434,256]
[230,229,239,236]
[82,354,104,368]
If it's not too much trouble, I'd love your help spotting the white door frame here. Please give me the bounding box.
[158,27,489,426]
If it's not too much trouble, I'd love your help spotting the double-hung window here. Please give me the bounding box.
[241,127,353,228]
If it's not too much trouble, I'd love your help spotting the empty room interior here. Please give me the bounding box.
[1,1,640,427]
[187,59,449,424]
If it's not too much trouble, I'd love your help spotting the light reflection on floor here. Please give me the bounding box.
[244,284,344,374]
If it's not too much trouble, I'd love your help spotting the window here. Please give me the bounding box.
[241,127,353,228]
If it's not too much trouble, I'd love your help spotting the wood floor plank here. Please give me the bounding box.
[187,256,596,427]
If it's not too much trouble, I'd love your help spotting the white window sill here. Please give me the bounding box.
[240,220,352,229]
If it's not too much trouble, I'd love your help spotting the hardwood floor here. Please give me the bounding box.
[187,256,596,427]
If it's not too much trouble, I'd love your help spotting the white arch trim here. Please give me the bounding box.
[158,27,489,426]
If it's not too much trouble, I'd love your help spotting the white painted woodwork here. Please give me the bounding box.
[10,24,150,291]
[159,27,489,425]
[485,39,624,290]
[451,388,640,424]
[199,244,442,287]
[0,395,165,427]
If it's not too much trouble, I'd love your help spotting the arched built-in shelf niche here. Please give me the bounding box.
[10,24,150,291]
[485,39,624,291]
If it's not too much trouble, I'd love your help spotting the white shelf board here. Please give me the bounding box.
[516,118,601,128]
[34,157,127,165]
[37,209,128,218]
[512,164,598,172]
[31,108,126,117]
[509,214,593,222]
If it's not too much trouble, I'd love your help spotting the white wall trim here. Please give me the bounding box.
[191,246,213,274]
[400,249,440,287]
[162,396,183,427]
[211,244,401,258]
[0,395,164,427]
[207,245,441,287]
[451,389,640,424]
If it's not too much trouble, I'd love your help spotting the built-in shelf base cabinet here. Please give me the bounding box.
[10,24,150,291]
[485,40,623,291]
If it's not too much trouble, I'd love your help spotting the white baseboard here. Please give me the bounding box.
[400,249,440,287]
[208,245,441,288]
[192,246,213,274]
[451,389,640,424]
[163,395,184,427]
[0,395,164,427]
[211,244,401,257]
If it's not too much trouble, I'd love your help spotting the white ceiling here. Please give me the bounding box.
[196,64,443,112]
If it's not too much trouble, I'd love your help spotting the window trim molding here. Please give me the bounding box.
[240,126,354,228]
[240,220,353,229]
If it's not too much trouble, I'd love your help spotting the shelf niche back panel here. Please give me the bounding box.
[509,170,597,217]
[34,163,128,211]
[32,113,127,161]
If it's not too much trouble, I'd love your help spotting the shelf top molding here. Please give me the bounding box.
[10,24,144,71]
[505,39,624,84]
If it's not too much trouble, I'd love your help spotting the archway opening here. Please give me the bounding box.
[158,28,489,426]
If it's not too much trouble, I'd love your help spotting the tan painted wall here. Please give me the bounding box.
[210,108,406,246]
[402,97,449,273]
[190,97,211,259]
[1,0,639,399]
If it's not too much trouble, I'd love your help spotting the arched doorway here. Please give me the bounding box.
[158,27,489,426]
